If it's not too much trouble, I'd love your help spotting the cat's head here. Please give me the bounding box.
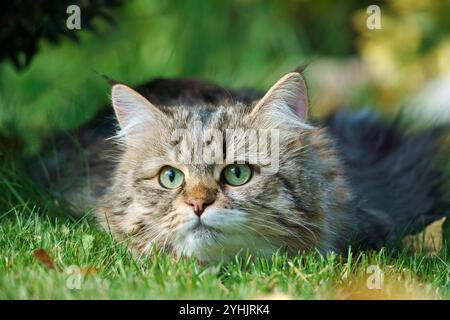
[99,72,348,261]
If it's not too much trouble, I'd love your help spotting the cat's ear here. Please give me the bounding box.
[250,72,309,121]
[111,84,164,132]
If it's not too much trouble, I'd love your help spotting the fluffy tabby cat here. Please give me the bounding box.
[37,71,449,262]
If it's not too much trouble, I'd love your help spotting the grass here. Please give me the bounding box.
[0,207,449,299]
[0,154,449,299]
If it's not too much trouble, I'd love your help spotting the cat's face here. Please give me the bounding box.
[100,72,336,262]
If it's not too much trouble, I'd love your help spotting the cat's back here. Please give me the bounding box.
[325,109,449,246]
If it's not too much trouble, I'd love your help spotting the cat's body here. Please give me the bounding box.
[36,73,449,262]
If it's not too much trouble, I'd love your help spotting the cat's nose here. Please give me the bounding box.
[188,198,213,217]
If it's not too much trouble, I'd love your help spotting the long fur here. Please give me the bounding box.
[326,109,449,248]
[30,76,449,262]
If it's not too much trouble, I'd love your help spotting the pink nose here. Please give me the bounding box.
[188,198,212,216]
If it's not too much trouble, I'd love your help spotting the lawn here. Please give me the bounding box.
[0,155,448,299]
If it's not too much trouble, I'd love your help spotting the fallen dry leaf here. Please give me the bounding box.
[251,293,293,300]
[66,266,99,276]
[402,217,447,256]
[32,248,55,269]
[333,275,438,300]
[81,266,98,275]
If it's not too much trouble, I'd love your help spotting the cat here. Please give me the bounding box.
[33,72,449,262]
[88,71,448,262]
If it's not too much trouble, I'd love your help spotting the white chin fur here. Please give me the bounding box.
[172,208,280,262]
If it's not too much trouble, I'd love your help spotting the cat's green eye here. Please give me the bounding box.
[222,164,252,186]
[159,166,184,189]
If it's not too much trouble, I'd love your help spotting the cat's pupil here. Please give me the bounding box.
[166,170,175,182]
[232,166,241,178]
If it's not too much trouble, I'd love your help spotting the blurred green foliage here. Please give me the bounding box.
[0,0,449,153]
[0,0,122,70]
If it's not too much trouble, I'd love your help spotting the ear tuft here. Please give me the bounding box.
[251,72,309,121]
[111,84,162,131]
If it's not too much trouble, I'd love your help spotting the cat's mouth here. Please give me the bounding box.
[189,219,220,234]
[176,208,248,248]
